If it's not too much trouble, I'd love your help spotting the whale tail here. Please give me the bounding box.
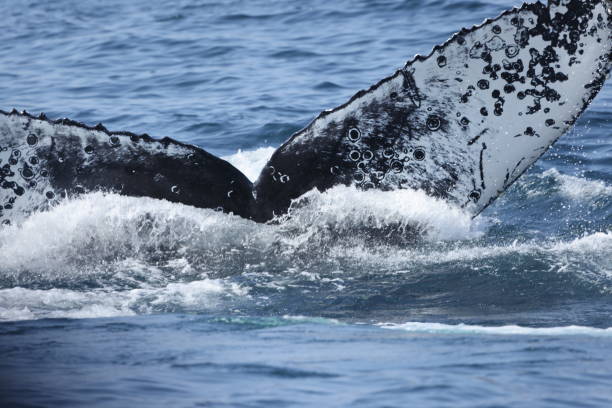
[252,0,612,220]
[0,111,255,224]
[1,0,611,225]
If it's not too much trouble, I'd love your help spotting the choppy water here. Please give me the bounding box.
[1,0,611,406]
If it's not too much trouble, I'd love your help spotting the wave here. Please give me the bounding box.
[276,185,489,243]
[0,193,268,287]
[379,321,612,337]
[503,167,612,206]
[0,279,248,322]
[1,216,609,323]
[337,231,611,270]
[541,168,612,201]
[0,181,486,283]
[0,149,610,322]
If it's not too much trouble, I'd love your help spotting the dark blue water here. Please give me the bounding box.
[1,0,612,406]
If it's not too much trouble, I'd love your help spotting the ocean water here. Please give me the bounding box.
[1,0,612,406]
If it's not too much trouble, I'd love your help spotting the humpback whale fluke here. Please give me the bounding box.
[0,110,255,223]
[1,0,611,225]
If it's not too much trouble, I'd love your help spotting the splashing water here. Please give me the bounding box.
[1,0,612,406]
[0,148,610,322]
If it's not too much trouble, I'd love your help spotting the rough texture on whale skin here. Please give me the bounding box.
[0,110,255,224]
[254,0,612,221]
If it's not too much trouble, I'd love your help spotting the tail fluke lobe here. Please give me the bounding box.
[253,0,612,221]
[0,110,255,224]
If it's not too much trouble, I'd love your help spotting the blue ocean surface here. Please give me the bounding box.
[1,0,612,406]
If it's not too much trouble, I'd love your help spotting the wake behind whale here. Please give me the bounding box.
[0,0,611,225]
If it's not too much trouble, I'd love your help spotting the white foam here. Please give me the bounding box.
[0,279,249,322]
[0,153,609,323]
[551,231,612,253]
[0,306,35,322]
[328,230,612,287]
[0,183,486,283]
[147,280,249,309]
[430,231,612,265]
[379,321,612,337]
[542,168,612,201]
[0,287,136,321]
[279,185,490,242]
[1,186,606,286]
[0,192,267,280]
[223,147,276,182]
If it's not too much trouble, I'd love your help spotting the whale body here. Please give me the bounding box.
[1,0,611,225]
